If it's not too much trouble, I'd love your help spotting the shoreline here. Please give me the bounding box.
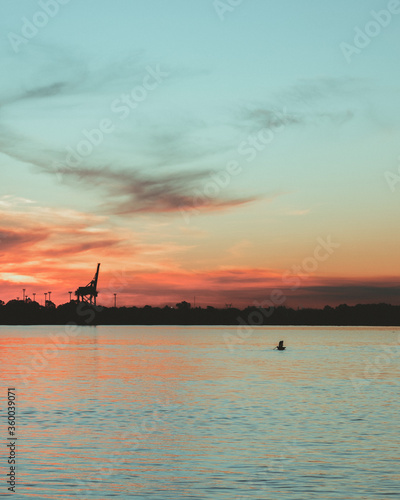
[1,302,399,327]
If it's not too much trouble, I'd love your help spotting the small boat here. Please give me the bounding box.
[275,340,286,351]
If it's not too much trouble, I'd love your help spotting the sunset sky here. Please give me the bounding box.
[1,0,400,308]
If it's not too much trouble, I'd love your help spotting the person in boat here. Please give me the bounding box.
[275,340,286,350]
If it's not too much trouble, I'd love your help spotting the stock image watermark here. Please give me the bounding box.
[234,423,307,499]
[213,0,245,21]
[76,399,170,498]
[5,388,17,493]
[7,0,72,53]
[340,1,400,63]
[17,269,129,386]
[180,108,288,223]
[224,235,341,351]
[52,64,168,182]
[350,334,400,393]
[384,155,400,192]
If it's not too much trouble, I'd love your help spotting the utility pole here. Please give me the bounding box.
[48,291,52,303]
[44,292,47,306]
[23,289,26,302]
[114,293,117,308]
[68,291,72,302]
[33,293,36,303]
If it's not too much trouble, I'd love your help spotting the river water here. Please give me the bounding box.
[0,326,399,499]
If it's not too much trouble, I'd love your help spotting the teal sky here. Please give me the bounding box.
[1,0,400,306]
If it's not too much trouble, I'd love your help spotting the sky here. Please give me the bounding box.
[0,0,400,308]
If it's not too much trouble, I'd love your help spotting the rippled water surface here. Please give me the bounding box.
[1,326,399,499]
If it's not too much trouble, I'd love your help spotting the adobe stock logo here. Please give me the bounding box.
[51,64,168,182]
[7,0,72,53]
[340,1,400,63]
[213,0,244,21]
[384,155,400,192]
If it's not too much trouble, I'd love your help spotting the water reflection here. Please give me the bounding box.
[0,326,399,499]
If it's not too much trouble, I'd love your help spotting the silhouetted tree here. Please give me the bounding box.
[176,301,191,310]
[0,300,399,325]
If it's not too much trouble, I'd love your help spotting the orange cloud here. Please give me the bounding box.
[1,197,399,309]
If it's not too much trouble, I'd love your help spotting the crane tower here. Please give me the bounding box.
[75,263,100,306]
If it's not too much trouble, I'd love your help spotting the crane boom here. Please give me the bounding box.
[93,263,100,290]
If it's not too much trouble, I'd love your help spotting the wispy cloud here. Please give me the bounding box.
[0,198,121,263]
[0,43,261,217]
[243,108,302,129]
[0,228,49,250]
[239,77,363,131]
[0,43,152,109]
[0,82,70,108]
[0,119,260,217]
[51,165,259,215]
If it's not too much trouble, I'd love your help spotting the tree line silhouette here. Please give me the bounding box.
[0,299,399,326]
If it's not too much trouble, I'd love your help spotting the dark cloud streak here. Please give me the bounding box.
[0,228,49,250]
[54,165,259,215]
[240,77,363,131]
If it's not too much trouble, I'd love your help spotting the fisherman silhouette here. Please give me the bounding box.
[275,340,286,350]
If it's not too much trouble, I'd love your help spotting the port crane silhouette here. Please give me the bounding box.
[75,263,100,306]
